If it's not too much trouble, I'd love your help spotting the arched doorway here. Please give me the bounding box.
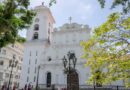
[34,24,39,30]
[46,72,51,87]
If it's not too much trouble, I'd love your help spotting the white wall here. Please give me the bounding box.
[0,43,24,88]
[20,5,55,88]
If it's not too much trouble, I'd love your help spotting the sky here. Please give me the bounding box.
[20,0,121,37]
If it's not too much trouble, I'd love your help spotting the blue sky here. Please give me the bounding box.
[20,0,121,37]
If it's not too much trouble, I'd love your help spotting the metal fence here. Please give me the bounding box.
[79,85,130,90]
[38,84,130,90]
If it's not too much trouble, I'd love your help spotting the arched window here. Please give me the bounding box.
[46,72,51,87]
[0,61,3,65]
[48,36,50,44]
[49,23,51,27]
[48,29,50,34]
[33,32,38,40]
[34,24,39,30]
[35,18,39,22]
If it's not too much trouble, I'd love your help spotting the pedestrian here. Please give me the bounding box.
[31,85,33,90]
[28,84,31,90]
[4,83,7,90]
[24,84,27,90]
[13,85,16,90]
[51,84,55,90]
[1,85,5,90]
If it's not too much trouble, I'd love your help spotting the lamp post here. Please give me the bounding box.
[3,67,8,87]
[36,65,40,90]
[62,51,77,71]
[62,51,79,90]
[7,55,18,90]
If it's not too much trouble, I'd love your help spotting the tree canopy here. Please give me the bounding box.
[98,0,130,13]
[0,0,35,47]
[81,0,130,87]
[81,12,130,86]
[49,0,130,13]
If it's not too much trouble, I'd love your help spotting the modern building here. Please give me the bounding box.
[0,43,24,88]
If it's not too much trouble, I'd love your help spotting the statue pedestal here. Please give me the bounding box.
[67,70,79,90]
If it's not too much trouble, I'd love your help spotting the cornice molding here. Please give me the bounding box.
[25,39,50,46]
[52,28,90,35]
[52,23,91,34]
[51,44,81,48]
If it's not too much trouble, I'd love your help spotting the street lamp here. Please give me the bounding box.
[67,51,77,69]
[7,55,18,90]
[63,51,77,72]
[62,51,79,90]
[36,65,40,90]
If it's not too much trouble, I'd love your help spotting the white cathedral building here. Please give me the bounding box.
[20,4,123,90]
[20,4,91,89]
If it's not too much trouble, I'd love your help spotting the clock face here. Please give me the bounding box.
[35,18,39,22]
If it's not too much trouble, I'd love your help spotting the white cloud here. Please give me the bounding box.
[81,16,88,20]
[76,2,93,21]
[29,0,95,26]
[78,2,92,13]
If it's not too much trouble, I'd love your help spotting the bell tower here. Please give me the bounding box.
[20,4,55,88]
[26,3,55,41]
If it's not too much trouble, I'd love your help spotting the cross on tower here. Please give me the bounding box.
[42,2,44,6]
[68,16,72,24]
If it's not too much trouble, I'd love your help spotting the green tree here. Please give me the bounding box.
[49,0,130,13]
[98,0,130,13]
[17,35,26,43]
[0,0,35,47]
[80,0,130,87]
[81,12,130,86]
[49,0,56,6]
